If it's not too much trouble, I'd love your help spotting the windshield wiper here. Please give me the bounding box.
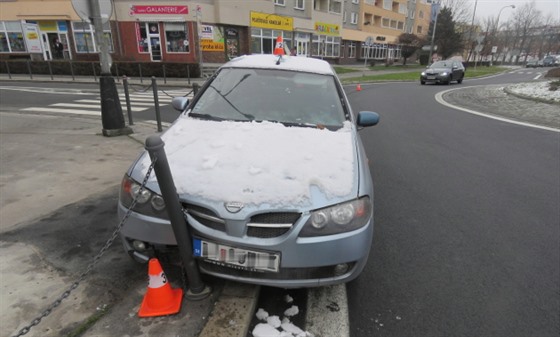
[207,85,255,121]
[188,112,225,121]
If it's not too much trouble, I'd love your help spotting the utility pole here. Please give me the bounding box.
[428,0,440,64]
[89,0,131,137]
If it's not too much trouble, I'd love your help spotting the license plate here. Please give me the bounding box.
[193,238,280,273]
[427,76,436,80]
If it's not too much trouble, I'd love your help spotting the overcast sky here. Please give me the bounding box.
[472,0,560,23]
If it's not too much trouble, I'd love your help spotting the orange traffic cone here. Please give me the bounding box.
[356,83,362,91]
[273,36,285,56]
[138,258,183,317]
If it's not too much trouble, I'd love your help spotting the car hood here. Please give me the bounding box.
[425,67,451,74]
[131,117,359,209]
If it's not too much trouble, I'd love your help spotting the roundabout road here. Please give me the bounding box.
[345,70,559,337]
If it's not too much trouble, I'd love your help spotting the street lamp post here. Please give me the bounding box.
[428,0,441,64]
[467,0,478,63]
[491,4,515,65]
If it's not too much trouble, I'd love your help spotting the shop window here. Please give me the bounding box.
[251,28,292,54]
[311,35,340,58]
[0,21,26,53]
[72,21,113,53]
[348,41,356,58]
[165,23,189,53]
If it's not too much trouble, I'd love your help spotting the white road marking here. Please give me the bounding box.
[50,103,148,111]
[20,107,100,116]
[74,99,159,107]
[436,87,560,133]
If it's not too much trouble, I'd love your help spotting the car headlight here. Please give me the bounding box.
[441,71,448,76]
[120,175,168,219]
[299,197,372,237]
[421,72,426,76]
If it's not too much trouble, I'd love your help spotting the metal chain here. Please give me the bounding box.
[160,88,194,98]
[128,82,153,93]
[12,156,157,337]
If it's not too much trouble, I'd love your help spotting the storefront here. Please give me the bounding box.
[250,11,293,55]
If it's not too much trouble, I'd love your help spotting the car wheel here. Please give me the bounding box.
[420,80,426,85]
[457,76,463,84]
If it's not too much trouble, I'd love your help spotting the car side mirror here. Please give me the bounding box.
[357,111,379,128]
[171,97,189,112]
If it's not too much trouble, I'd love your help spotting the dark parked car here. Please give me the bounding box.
[420,60,465,85]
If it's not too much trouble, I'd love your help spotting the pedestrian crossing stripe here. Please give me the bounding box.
[51,103,147,112]
[21,107,100,116]
[75,99,157,107]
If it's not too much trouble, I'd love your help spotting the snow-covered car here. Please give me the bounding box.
[118,54,380,288]
[420,60,465,85]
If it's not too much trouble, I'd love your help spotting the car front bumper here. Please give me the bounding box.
[421,74,450,83]
[118,202,373,288]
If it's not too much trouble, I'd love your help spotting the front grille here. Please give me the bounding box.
[199,260,356,280]
[247,212,301,238]
[183,203,226,232]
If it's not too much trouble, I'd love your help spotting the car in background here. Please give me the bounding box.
[526,59,539,68]
[420,60,465,85]
[543,55,557,67]
[118,54,380,288]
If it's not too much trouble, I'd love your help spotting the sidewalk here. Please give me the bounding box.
[0,112,258,337]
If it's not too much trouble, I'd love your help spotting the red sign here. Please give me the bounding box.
[130,5,188,15]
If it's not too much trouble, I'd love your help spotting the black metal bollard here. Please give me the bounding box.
[193,82,200,96]
[70,61,75,81]
[47,61,53,80]
[145,135,211,300]
[26,60,32,79]
[151,77,163,132]
[139,63,143,83]
[186,65,191,85]
[5,61,11,79]
[123,76,133,125]
[163,64,167,84]
[92,62,97,82]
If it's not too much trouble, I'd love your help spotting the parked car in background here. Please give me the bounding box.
[537,59,545,67]
[118,54,380,288]
[420,60,465,85]
[526,59,539,68]
[543,55,557,67]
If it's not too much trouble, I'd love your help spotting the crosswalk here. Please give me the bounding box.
[20,89,192,117]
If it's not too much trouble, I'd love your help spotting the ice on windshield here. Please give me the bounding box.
[191,68,346,127]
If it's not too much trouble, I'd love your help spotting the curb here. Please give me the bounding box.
[503,82,560,105]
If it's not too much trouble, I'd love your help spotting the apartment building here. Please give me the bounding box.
[0,0,431,65]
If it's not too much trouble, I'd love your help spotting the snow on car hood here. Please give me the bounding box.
[135,117,357,207]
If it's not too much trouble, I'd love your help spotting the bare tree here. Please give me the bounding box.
[510,1,542,64]
[442,0,471,23]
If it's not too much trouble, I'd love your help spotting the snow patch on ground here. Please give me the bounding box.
[252,304,313,337]
[507,80,560,102]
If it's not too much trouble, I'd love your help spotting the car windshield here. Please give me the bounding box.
[190,68,346,128]
[430,61,450,68]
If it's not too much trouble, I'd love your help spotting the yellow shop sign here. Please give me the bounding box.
[250,12,293,30]
[314,22,340,36]
[201,39,224,52]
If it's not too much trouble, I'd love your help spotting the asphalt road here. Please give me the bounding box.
[345,73,559,336]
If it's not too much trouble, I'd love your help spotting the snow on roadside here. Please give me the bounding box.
[507,80,560,103]
[252,297,313,337]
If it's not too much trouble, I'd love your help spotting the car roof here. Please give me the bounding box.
[219,54,336,76]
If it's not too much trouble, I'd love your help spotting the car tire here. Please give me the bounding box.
[420,80,426,85]
[457,76,463,84]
